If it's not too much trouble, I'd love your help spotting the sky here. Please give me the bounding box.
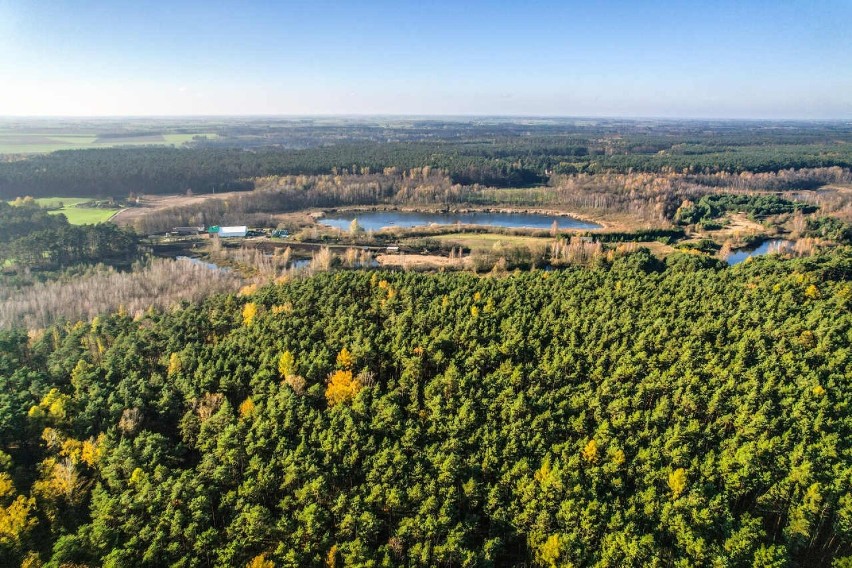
[0,0,850,118]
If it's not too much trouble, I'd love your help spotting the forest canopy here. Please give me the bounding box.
[1,118,850,199]
[1,249,852,566]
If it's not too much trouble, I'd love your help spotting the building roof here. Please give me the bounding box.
[218,225,248,237]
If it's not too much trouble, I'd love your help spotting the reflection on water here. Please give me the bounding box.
[176,256,230,272]
[319,210,601,231]
[289,257,379,269]
[726,240,793,265]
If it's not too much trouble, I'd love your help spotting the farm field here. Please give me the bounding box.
[0,129,217,154]
[22,197,122,224]
[51,206,121,225]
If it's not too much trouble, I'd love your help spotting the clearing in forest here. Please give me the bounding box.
[32,197,122,225]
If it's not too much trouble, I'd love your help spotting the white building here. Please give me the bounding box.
[218,226,248,238]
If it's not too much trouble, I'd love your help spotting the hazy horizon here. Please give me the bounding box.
[1,0,850,119]
[1,114,850,122]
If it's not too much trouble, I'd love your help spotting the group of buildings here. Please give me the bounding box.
[169,225,288,239]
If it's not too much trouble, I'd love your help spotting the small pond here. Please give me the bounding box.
[176,256,231,272]
[319,210,601,231]
[290,258,312,269]
[726,240,793,266]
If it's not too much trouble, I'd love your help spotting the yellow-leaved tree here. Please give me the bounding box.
[81,435,105,467]
[326,544,339,568]
[668,467,687,498]
[27,388,70,424]
[239,398,256,418]
[582,439,598,463]
[336,347,354,370]
[243,302,258,326]
[33,458,85,510]
[167,352,182,377]
[325,370,360,407]
[0,472,36,548]
[247,553,275,568]
[537,534,561,568]
[0,496,36,549]
[804,284,821,300]
[278,351,295,378]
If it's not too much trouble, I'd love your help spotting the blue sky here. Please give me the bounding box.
[0,0,850,117]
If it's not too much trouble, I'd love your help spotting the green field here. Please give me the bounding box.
[42,198,121,224]
[50,206,121,224]
[8,197,122,224]
[0,130,218,154]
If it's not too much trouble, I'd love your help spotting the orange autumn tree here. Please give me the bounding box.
[325,370,360,407]
[325,348,361,407]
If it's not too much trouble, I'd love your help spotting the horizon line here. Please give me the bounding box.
[0,113,850,123]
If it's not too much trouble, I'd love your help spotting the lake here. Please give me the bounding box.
[726,239,793,265]
[319,210,601,231]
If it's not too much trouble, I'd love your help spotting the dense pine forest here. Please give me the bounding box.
[2,249,852,566]
[3,0,851,564]
[0,201,138,272]
[1,120,850,199]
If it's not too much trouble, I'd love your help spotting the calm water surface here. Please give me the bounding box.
[726,240,793,265]
[319,210,601,231]
[176,256,230,272]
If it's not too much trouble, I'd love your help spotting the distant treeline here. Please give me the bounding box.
[1,133,850,199]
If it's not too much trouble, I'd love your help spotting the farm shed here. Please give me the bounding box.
[218,226,248,238]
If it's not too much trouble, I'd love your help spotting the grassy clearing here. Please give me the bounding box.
[630,241,676,257]
[50,207,121,225]
[692,213,771,243]
[429,232,552,251]
[9,197,122,224]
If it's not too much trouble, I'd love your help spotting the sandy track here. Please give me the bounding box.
[111,191,251,226]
